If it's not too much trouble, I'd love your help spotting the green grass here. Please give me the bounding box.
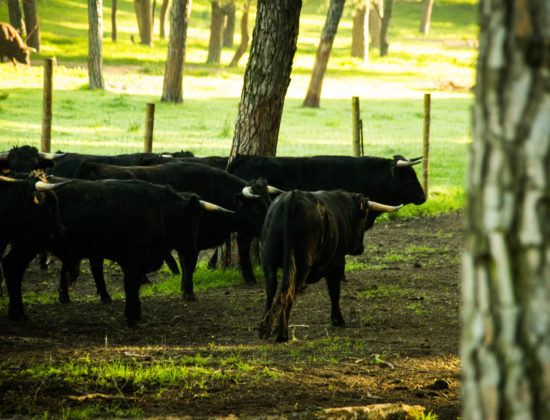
[0,0,475,192]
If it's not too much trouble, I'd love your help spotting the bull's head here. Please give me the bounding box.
[0,146,65,173]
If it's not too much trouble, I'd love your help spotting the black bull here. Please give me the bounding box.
[74,161,279,298]
[228,154,426,229]
[259,190,403,342]
[2,179,219,326]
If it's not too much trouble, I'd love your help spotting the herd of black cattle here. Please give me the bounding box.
[0,146,426,342]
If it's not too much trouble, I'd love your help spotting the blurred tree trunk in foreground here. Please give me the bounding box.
[303,0,345,108]
[161,0,192,103]
[462,0,550,419]
[230,0,302,158]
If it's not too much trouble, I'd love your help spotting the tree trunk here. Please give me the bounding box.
[206,1,224,64]
[88,0,105,90]
[351,0,369,60]
[159,0,171,39]
[379,0,393,56]
[8,0,26,36]
[369,0,382,49]
[228,0,249,67]
[303,0,345,108]
[418,0,435,36]
[134,0,153,46]
[22,0,40,51]
[222,2,236,48]
[230,0,302,159]
[111,0,118,42]
[161,0,192,103]
[462,1,550,419]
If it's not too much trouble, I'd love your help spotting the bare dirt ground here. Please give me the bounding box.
[0,211,463,419]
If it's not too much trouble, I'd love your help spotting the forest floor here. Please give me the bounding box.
[0,211,463,419]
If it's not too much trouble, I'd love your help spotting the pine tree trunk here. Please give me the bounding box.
[419,0,435,36]
[230,0,302,158]
[303,0,345,108]
[111,0,118,42]
[134,0,153,46]
[161,0,192,103]
[22,0,40,51]
[369,0,382,49]
[8,0,26,36]
[222,2,236,48]
[88,0,105,90]
[351,0,369,60]
[462,1,550,419]
[228,1,249,67]
[159,0,171,39]
[206,1,224,64]
[379,0,393,56]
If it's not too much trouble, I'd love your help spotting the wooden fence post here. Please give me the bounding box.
[352,96,361,157]
[41,58,54,153]
[422,93,431,197]
[144,103,155,152]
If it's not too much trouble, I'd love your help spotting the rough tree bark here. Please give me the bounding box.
[111,0,118,42]
[222,1,236,48]
[7,0,26,36]
[159,0,171,39]
[351,0,369,60]
[379,0,393,56]
[303,0,345,108]
[206,1,224,64]
[230,0,302,158]
[418,0,435,36]
[228,0,250,67]
[22,0,40,51]
[88,0,105,90]
[462,1,550,419]
[134,0,153,46]
[161,0,192,103]
[369,0,382,49]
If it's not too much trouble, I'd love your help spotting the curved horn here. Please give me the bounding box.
[200,200,234,213]
[396,159,421,167]
[160,154,173,158]
[410,156,423,162]
[35,180,71,191]
[242,186,259,198]
[367,201,403,213]
[267,185,284,194]
[38,152,66,160]
[0,175,17,182]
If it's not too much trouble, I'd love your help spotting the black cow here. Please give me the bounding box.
[259,190,402,342]
[228,154,426,230]
[0,173,67,306]
[74,161,281,298]
[2,178,227,326]
[0,146,65,173]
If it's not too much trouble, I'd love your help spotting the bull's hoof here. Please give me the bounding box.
[183,292,197,302]
[207,260,217,270]
[243,278,256,285]
[100,294,112,304]
[8,308,27,322]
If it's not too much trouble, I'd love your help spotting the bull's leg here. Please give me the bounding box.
[178,246,198,301]
[3,245,38,321]
[207,248,218,270]
[89,257,112,304]
[122,270,142,327]
[164,252,180,275]
[259,265,279,339]
[236,233,256,284]
[275,292,294,343]
[58,263,72,303]
[326,275,345,327]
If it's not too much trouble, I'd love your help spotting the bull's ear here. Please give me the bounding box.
[33,191,46,206]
